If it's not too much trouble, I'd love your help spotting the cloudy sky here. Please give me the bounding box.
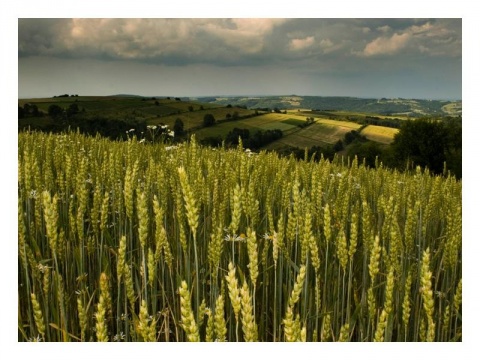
[18,18,461,100]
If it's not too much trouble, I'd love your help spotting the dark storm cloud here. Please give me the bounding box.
[18,18,461,66]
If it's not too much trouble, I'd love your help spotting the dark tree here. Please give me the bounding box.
[333,139,344,152]
[67,103,79,116]
[48,104,64,120]
[203,114,216,127]
[226,128,250,145]
[200,136,223,147]
[390,119,450,175]
[174,118,184,136]
[30,104,41,117]
[348,141,384,168]
[18,106,25,119]
[443,117,462,178]
[23,103,32,114]
[188,105,194,112]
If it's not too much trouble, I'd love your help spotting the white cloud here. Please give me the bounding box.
[377,25,391,33]
[289,36,315,51]
[362,32,410,56]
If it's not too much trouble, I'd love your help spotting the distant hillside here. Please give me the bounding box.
[194,95,462,117]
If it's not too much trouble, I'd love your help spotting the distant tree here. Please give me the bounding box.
[31,105,41,116]
[188,105,194,112]
[226,128,250,145]
[348,141,384,168]
[333,139,344,152]
[203,114,216,127]
[174,118,184,136]
[155,101,160,106]
[226,113,232,119]
[67,103,79,117]
[226,104,232,108]
[232,111,239,120]
[443,117,462,178]
[200,105,204,110]
[200,136,223,147]
[23,103,32,114]
[48,104,64,120]
[390,119,450,175]
[344,130,357,145]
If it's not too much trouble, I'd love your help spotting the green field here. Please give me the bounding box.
[265,119,362,150]
[148,107,256,130]
[19,96,227,125]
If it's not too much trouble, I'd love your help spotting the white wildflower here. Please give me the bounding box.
[114,332,126,342]
[224,233,246,242]
[28,335,42,342]
[29,190,37,199]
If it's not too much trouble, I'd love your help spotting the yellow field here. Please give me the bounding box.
[316,118,362,129]
[360,125,399,144]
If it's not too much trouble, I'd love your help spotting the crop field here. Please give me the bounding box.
[193,113,310,140]
[360,125,400,144]
[18,131,462,342]
[266,121,362,150]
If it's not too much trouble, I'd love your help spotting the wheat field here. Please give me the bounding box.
[18,131,461,342]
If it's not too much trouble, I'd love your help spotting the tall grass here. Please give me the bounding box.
[18,131,462,342]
